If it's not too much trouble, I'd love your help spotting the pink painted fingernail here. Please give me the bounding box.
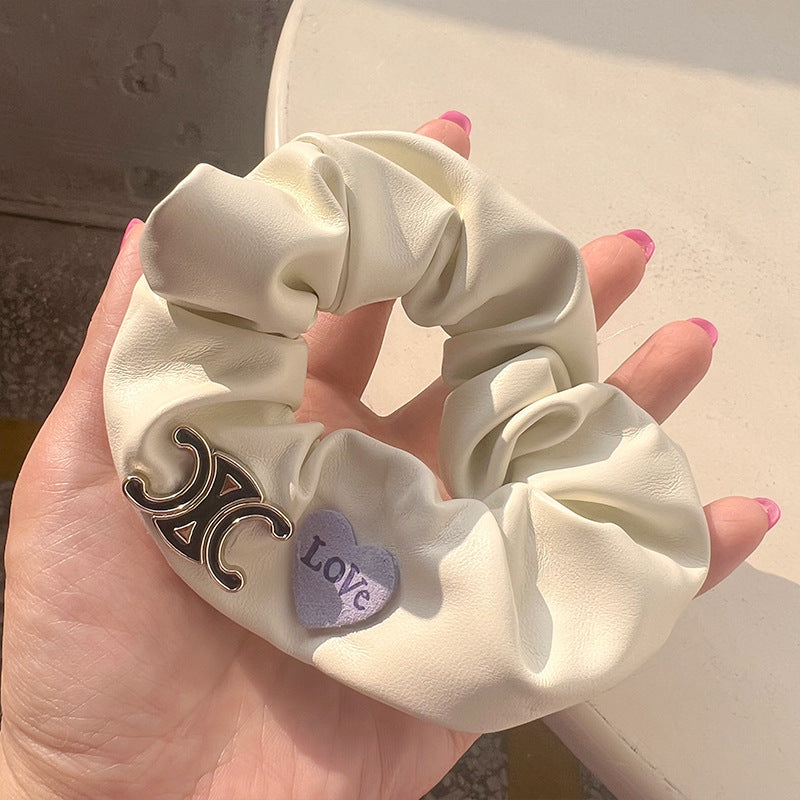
[688,317,719,347]
[121,218,143,247]
[439,110,472,135]
[754,497,781,530]
[619,229,656,262]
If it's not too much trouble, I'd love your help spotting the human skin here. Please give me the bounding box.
[0,116,776,800]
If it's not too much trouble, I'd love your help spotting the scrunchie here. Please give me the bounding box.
[103,130,710,733]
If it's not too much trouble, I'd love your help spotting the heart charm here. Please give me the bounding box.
[293,509,399,629]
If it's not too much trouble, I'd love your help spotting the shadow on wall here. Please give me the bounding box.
[382,0,800,85]
[0,0,293,227]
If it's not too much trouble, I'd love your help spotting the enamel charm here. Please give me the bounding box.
[122,426,292,592]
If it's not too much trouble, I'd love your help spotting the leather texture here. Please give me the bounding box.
[103,130,710,733]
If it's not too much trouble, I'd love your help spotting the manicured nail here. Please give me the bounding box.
[439,110,472,135]
[687,317,719,347]
[754,497,781,530]
[619,229,655,262]
[121,218,143,247]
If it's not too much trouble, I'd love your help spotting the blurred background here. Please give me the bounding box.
[0,2,617,798]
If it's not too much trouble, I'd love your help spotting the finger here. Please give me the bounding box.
[697,496,778,595]
[414,112,471,158]
[383,374,449,475]
[304,298,396,397]
[388,316,711,473]
[581,231,651,329]
[305,112,472,398]
[30,220,145,471]
[604,318,716,423]
[392,229,655,456]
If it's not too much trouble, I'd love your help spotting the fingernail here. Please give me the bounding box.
[439,110,472,135]
[121,218,143,247]
[687,317,719,347]
[754,497,781,530]
[619,229,655,262]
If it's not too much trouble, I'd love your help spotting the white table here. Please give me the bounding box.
[266,2,800,797]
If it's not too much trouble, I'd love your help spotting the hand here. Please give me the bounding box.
[0,114,776,800]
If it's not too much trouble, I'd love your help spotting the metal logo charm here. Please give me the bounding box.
[122,426,292,592]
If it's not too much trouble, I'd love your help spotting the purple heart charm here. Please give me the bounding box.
[293,509,399,629]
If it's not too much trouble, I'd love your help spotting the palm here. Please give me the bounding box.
[3,361,473,800]
[1,119,771,800]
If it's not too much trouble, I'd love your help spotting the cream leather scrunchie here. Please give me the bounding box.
[103,130,710,733]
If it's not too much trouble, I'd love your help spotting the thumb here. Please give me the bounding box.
[22,220,145,482]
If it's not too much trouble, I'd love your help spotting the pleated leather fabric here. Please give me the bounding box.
[103,131,710,732]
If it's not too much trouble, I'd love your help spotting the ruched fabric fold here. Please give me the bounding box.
[103,131,710,732]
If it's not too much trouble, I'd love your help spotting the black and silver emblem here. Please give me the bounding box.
[122,426,292,592]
